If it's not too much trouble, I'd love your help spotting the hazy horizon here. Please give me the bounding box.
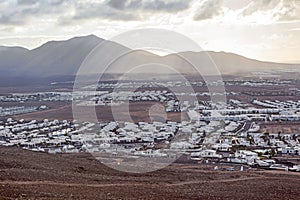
[1,33,299,65]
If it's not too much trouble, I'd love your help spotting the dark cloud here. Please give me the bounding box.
[0,0,192,26]
[59,1,139,25]
[0,2,34,25]
[60,0,192,24]
[17,0,39,5]
[106,0,191,13]
[71,3,138,22]
[193,0,223,21]
[0,0,299,26]
[0,15,24,25]
[17,0,67,6]
[107,0,127,10]
[0,0,70,25]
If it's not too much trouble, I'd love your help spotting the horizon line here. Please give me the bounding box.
[0,34,299,65]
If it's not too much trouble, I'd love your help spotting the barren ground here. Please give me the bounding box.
[0,146,299,200]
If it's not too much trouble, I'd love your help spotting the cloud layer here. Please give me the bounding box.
[0,0,299,26]
[0,0,69,25]
[192,0,300,22]
[241,0,300,21]
[0,0,192,25]
[0,0,300,62]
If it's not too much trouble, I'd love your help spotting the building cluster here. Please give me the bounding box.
[95,79,293,89]
[0,80,300,171]
[0,113,299,171]
[0,92,73,102]
[0,105,48,117]
[88,90,175,106]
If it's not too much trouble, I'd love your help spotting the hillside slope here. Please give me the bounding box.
[0,146,299,199]
[0,35,299,78]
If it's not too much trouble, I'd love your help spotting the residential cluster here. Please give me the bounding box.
[0,92,73,102]
[0,105,48,117]
[0,80,300,172]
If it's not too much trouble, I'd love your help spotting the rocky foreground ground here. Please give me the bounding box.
[0,146,299,200]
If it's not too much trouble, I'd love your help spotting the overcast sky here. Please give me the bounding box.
[0,0,300,62]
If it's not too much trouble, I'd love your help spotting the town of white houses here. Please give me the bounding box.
[1,76,300,172]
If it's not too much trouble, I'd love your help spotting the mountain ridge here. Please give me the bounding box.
[0,35,299,79]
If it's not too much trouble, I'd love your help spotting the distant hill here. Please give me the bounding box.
[23,35,104,76]
[177,51,299,75]
[0,35,299,80]
[0,46,29,76]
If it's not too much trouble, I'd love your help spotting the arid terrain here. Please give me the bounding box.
[1,80,300,199]
[2,1,300,199]
[0,146,299,200]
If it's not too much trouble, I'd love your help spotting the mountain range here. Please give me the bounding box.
[0,35,299,81]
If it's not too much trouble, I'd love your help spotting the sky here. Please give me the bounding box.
[0,0,300,63]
